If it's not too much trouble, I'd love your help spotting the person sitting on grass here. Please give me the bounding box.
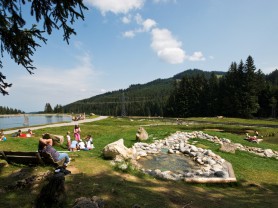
[0,129,6,141]
[38,133,70,167]
[70,140,79,152]
[27,129,35,137]
[85,134,94,150]
[78,139,88,151]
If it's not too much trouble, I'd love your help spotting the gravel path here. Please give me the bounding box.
[4,116,108,135]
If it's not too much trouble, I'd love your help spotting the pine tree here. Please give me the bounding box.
[240,56,259,117]
[44,103,53,113]
[205,73,220,116]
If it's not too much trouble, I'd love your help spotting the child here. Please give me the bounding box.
[73,124,81,142]
[66,131,71,151]
[78,139,88,151]
[86,135,94,150]
[70,140,79,152]
[0,129,6,141]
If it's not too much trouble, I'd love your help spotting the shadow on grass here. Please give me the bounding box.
[0,146,277,206]
[0,162,278,208]
[64,170,278,208]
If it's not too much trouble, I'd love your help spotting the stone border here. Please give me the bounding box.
[131,131,237,182]
[184,161,236,183]
[108,131,277,183]
[195,131,278,159]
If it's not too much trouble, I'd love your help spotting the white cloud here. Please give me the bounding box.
[123,30,136,38]
[8,51,105,112]
[153,0,176,3]
[85,0,144,15]
[157,48,186,64]
[21,53,95,93]
[135,13,143,24]
[142,19,157,32]
[87,1,204,64]
[122,16,131,24]
[123,15,156,38]
[151,28,185,64]
[188,52,205,61]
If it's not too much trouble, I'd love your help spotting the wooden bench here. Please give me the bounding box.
[0,151,65,167]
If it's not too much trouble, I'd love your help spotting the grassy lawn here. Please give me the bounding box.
[0,116,278,208]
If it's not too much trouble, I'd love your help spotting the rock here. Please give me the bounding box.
[168,149,174,154]
[72,196,105,208]
[206,158,216,166]
[264,149,274,157]
[196,158,204,165]
[220,142,237,153]
[102,139,131,159]
[51,134,64,145]
[118,163,128,170]
[136,127,149,141]
[190,145,198,152]
[137,151,147,157]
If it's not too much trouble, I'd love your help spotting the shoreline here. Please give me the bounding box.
[3,116,108,135]
[0,113,72,117]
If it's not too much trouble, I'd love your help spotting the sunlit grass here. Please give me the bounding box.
[0,116,278,207]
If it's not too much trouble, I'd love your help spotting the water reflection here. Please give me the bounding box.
[45,115,53,124]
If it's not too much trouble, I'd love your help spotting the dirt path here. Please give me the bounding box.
[4,116,108,135]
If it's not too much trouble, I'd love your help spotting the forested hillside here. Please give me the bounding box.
[63,57,278,118]
[63,69,226,116]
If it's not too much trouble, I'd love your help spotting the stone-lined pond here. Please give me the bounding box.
[137,152,199,173]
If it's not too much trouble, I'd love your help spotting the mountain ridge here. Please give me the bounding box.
[63,69,226,115]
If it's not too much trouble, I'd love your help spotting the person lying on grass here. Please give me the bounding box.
[245,133,263,143]
[38,133,71,167]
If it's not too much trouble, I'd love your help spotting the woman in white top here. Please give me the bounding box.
[86,135,94,150]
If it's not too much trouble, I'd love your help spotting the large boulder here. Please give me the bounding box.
[136,127,148,141]
[51,135,64,146]
[102,139,132,159]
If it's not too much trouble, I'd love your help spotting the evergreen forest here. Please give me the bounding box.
[0,106,24,114]
[63,56,278,119]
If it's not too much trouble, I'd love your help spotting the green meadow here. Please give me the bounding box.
[0,117,278,208]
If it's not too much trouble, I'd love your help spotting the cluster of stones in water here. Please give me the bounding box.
[133,131,230,181]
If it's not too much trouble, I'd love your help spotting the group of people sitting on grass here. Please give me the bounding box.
[12,129,35,138]
[66,130,94,151]
[37,124,95,168]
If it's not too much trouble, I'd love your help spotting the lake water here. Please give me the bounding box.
[0,114,72,130]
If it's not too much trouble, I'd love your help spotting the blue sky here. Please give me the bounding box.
[2,0,278,113]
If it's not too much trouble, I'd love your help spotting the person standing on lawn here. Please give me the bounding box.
[73,124,81,142]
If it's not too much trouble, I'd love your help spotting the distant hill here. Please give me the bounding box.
[172,69,225,79]
[63,69,226,116]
